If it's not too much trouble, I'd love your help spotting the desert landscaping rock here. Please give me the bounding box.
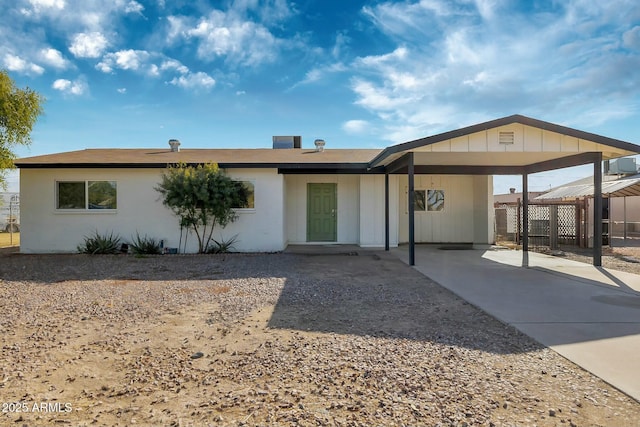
[0,251,639,426]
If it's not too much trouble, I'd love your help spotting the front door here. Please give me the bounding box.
[307,183,337,242]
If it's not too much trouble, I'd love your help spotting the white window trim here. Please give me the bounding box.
[54,180,118,213]
[233,179,256,213]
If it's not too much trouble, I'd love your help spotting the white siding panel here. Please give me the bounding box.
[398,175,474,243]
[561,135,580,152]
[542,130,562,151]
[523,126,543,152]
[468,132,487,151]
[431,139,451,152]
[450,136,469,152]
[579,139,597,152]
[358,175,399,247]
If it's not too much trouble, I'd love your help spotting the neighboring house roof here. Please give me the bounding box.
[535,177,640,200]
[494,191,546,204]
[15,148,383,171]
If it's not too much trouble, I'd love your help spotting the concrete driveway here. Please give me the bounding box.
[392,245,640,402]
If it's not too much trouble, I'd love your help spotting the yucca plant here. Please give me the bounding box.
[129,232,162,255]
[206,234,238,254]
[77,230,122,254]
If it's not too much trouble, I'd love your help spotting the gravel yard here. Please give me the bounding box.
[1,251,639,426]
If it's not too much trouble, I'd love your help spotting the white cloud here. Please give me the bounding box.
[52,77,87,95]
[69,32,109,58]
[342,120,371,135]
[124,1,144,14]
[28,0,65,12]
[160,59,188,74]
[39,48,69,69]
[167,72,216,90]
[117,87,127,94]
[3,54,44,75]
[188,12,279,66]
[97,49,150,72]
[168,7,283,67]
[350,0,640,142]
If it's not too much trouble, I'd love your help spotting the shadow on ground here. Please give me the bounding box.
[0,250,542,355]
[266,252,542,355]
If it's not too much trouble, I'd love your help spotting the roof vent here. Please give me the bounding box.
[314,139,326,152]
[499,131,515,145]
[272,136,301,149]
[168,139,181,152]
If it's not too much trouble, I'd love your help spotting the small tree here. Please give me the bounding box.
[1,70,44,189]
[155,163,249,253]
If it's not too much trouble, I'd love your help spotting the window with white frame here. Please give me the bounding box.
[427,189,445,211]
[56,181,117,210]
[413,190,426,211]
[232,181,255,209]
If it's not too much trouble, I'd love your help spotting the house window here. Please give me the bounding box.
[427,189,445,211]
[233,181,255,209]
[56,181,117,210]
[57,182,85,209]
[414,190,426,211]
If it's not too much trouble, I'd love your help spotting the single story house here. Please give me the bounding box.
[15,115,640,265]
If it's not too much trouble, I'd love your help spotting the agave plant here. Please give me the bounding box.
[128,232,162,255]
[77,230,122,255]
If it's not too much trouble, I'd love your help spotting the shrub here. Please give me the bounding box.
[155,163,249,253]
[206,234,238,254]
[78,230,122,254]
[129,233,162,255]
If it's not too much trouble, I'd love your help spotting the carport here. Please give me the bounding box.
[369,115,640,266]
[536,177,640,245]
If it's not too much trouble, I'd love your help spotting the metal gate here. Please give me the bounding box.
[495,200,586,249]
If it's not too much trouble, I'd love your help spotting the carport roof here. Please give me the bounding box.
[370,115,640,174]
[535,177,640,200]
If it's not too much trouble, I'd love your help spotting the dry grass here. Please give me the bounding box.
[0,231,19,247]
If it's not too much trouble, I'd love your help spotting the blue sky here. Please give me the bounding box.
[2,0,640,194]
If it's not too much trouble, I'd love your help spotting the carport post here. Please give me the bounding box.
[385,171,389,251]
[522,173,529,252]
[594,154,603,266]
[408,152,415,266]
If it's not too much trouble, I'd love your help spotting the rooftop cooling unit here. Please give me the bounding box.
[607,158,637,175]
[272,136,301,149]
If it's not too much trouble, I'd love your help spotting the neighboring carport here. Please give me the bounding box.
[369,115,640,266]
[536,177,640,245]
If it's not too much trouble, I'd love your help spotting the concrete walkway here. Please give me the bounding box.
[392,245,640,402]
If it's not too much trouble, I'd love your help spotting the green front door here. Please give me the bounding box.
[307,183,337,242]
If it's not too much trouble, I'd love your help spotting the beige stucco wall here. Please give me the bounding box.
[19,168,286,253]
[284,174,360,244]
[398,175,493,244]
